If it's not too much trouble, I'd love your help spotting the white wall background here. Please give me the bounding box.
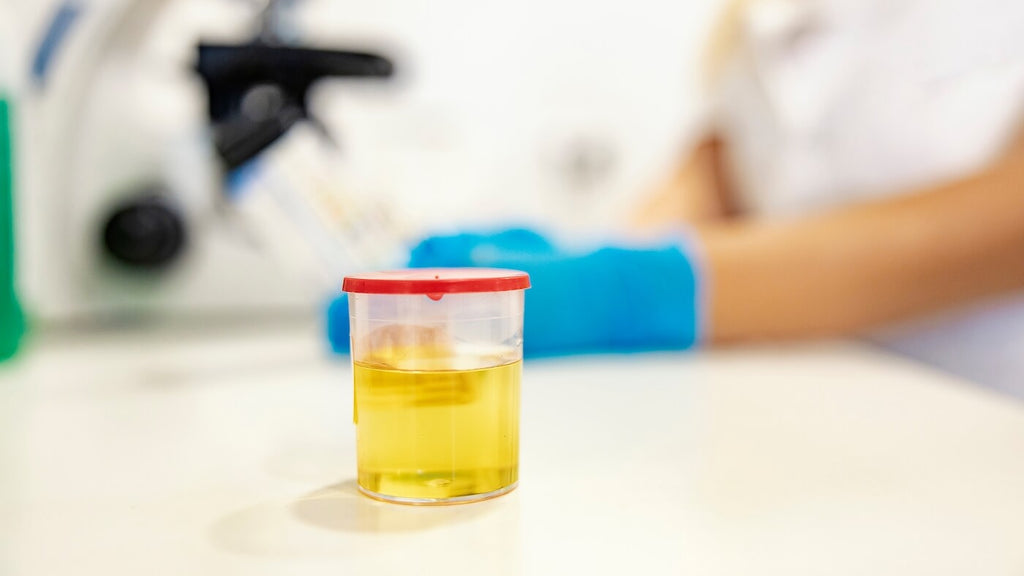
[3,0,724,235]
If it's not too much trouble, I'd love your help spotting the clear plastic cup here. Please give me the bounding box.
[343,268,530,505]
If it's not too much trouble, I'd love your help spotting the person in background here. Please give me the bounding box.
[339,0,1024,396]
[629,0,1024,396]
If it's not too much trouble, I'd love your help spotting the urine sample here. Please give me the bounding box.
[343,269,530,504]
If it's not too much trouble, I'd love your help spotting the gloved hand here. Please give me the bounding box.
[327,227,704,357]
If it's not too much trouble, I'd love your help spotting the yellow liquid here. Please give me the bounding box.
[354,358,520,502]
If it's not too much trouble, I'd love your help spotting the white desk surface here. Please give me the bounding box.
[2,325,1022,575]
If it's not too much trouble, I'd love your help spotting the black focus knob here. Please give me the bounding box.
[102,197,186,269]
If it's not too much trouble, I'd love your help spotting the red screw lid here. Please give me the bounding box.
[342,268,530,295]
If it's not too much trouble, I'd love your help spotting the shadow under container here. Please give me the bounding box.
[342,268,530,505]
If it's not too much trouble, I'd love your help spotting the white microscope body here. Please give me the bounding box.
[18,0,402,324]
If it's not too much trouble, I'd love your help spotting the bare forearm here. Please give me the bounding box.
[701,153,1024,342]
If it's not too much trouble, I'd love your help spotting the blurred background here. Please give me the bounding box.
[2,0,1024,395]
[0,0,722,333]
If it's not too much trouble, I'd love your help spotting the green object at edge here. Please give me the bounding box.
[0,96,24,361]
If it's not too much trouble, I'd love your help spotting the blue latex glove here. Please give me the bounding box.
[327,228,703,357]
[326,293,352,355]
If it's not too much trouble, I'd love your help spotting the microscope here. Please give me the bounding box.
[18,0,400,323]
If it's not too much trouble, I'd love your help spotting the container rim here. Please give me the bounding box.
[343,268,530,295]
